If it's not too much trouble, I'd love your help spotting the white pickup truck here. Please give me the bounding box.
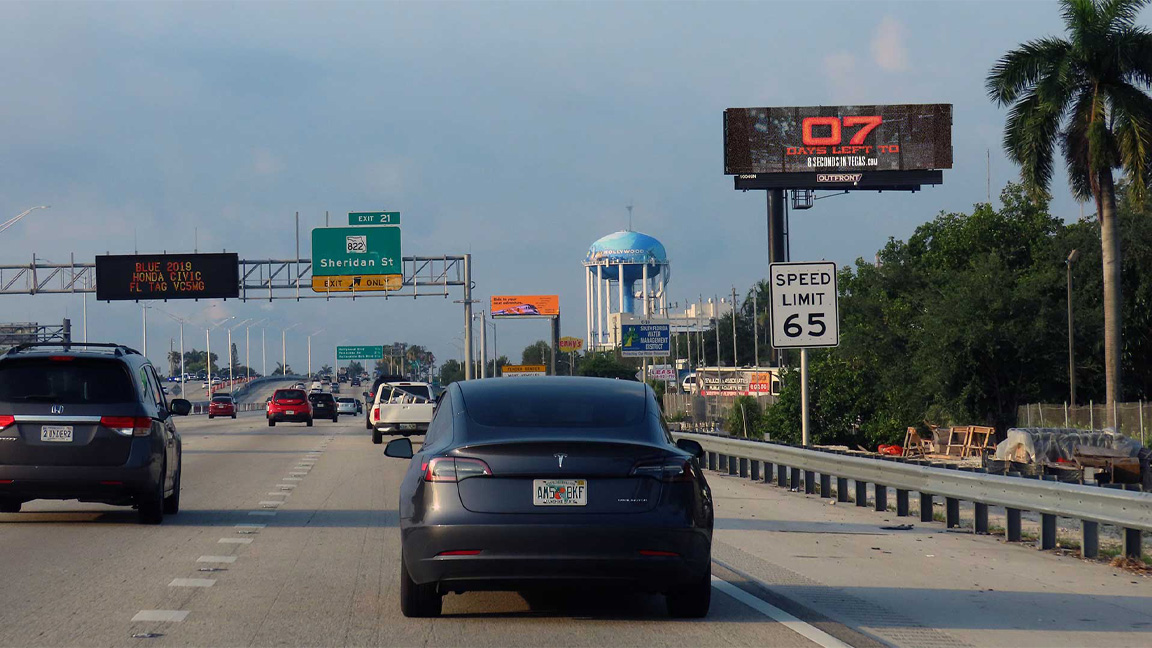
[369,381,434,444]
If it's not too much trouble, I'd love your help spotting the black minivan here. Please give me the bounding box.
[0,343,191,524]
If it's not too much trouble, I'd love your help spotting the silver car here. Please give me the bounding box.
[336,397,360,415]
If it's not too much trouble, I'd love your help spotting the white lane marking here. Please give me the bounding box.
[132,610,189,623]
[258,500,282,507]
[219,538,253,544]
[278,484,296,489]
[169,578,216,588]
[710,577,852,648]
[267,492,290,496]
[284,477,303,481]
[197,556,237,564]
[235,524,266,529]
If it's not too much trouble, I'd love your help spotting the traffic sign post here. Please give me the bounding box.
[770,261,840,447]
[348,211,400,226]
[311,226,402,293]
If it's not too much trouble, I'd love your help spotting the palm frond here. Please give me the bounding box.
[986,38,1072,104]
[1003,89,1064,200]
[1100,0,1148,30]
[1109,80,1152,201]
[1062,89,1097,201]
[1062,0,1102,45]
[1115,26,1152,87]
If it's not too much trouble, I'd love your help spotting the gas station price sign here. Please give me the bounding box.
[95,253,240,301]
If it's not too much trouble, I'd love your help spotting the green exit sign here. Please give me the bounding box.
[337,345,383,361]
[349,211,400,226]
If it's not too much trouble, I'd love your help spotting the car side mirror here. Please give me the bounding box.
[676,438,705,460]
[170,399,192,416]
[384,437,413,459]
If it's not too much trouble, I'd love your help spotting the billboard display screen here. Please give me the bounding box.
[96,253,239,301]
[724,104,952,175]
[490,295,559,317]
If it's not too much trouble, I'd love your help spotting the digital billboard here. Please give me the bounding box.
[95,253,239,301]
[490,295,559,317]
[724,104,953,175]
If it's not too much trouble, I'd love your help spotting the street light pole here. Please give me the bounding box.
[1067,249,1080,405]
[226,319,251,394]
[307,328,325,378]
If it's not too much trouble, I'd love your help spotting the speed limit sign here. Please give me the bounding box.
[769,261,839,348]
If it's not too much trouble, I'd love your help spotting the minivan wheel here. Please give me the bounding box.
[400,552,442,617]
[163,464,181,515]
[0,498,22,513]
[332,415,338,423]
[138,468,165,525]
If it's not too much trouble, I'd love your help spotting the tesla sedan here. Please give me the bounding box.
[382,376,713,618]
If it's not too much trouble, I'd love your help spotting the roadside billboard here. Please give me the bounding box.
[649,364,676,381]
[724,104,953,176]
[490,295,559,317]
[558,336,584,352]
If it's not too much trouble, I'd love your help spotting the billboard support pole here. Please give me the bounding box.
[801,348,810,447]
[550,316,559,376]
[767,190,786,368]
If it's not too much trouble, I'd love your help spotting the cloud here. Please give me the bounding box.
[822,52,869,99]
[871,16,909,72]
[252,149,285,177]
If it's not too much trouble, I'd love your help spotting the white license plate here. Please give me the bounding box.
[533,479,587,506]
[400,423,420,430]
[285,410,295,415]
[41,425,73,442]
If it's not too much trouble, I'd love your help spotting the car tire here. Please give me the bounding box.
[163,463,181,515]
[400,552,442,617]
[306,418,313,427]
[208,415,213,419]
[665,570,711,618]
[365,417,372,430]
[268,419,276,427]
[232,414,236,419]
[137,466,165,525]
[332,415,338,423]
[0,498,22,513]
[372,430,382,445]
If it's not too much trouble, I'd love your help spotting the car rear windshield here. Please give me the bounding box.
[276,389,306,401]
[212,396,232,403]
[461,385,648,432]
[0,358,136,404]
[309,393,334,402]
[384,385,430,401]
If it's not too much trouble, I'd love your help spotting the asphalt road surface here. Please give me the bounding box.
[1,413,1150,647]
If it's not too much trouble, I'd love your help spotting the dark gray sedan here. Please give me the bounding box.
[383,376,713,618]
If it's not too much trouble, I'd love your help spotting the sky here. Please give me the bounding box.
[0,0,1135,375]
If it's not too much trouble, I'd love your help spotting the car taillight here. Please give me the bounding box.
[422,457,492,482]
[101,416,153,437]
[372,407,379,420]
[0,415,13,431]
[630,458,693,482]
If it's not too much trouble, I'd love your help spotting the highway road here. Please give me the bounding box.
[2,413,1151,647]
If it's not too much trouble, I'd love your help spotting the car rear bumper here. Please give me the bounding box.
[269,412,311,422]
[0,439,163,503]
[374,422,428,433]
[402,523,711,592]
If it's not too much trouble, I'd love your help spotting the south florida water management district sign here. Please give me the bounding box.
[311,226,402,292]
[769,261,839,349]
[620,322,671,358]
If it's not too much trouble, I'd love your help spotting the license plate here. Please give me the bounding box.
[286,410,295,415]
[41,425,73,442]
[400,423,419,430]
[533,479,587,506]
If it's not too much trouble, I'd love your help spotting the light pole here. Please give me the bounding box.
[0,206,49,236]
[206,317,235,389]
[141,303,150,358]
[281,323,301,376]
[1067,249,1080,405]
[155,308,187,396]
[306,328,325,378]
[245,318,268,381]
[226,319,251,393]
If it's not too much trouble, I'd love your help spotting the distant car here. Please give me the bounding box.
[308,392,338,422]
[267,389,312,427]
[0,342,192,524]
[208,394,236,419]
[382,377,712,618]
[310,381,322,392]
[336,397,360,416]
[330,383,341,394]
[293,382,307,390]
[350,378,361,387]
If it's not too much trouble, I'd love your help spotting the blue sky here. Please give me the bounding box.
[0,1,1130,372]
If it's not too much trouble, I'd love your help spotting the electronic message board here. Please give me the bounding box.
[724,104,952,176]
[95,253,239,301]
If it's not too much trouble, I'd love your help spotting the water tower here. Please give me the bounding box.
[583,230,670,349]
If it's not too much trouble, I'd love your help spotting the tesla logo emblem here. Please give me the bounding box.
[51,405,64,414]
[554,453,567,468]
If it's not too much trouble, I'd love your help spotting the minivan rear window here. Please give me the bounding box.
[0,358,136,404]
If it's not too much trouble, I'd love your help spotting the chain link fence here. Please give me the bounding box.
[1017,401,1151,446]
[662,392,776,433]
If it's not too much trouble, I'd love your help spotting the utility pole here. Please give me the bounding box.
[753,289,759,367]
[731,287,739,367]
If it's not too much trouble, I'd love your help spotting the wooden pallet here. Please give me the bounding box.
[965,426,996,458]
[945,426,971,457]
[902,427,933,457]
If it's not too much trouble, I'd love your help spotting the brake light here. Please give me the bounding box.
[101,416,152,437]
[372,407,379,421]
[0,415,13,431]
[49,356,75,362]
[630,458,693,482]
[423,457,492,482]
[639,550,680,557]
[436,550,482,556]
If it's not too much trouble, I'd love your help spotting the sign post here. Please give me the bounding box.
[770,261,839,446]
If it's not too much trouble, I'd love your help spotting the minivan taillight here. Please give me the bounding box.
[0,415,13,431]
[630,458,693,482]
[100,416,152,437]
[422,457,492,482]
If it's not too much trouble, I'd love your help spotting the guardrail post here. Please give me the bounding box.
[874,485,887,512]
[920,493,934,522]
[789,467,800,491]
[708,452,717,471]
[718,454,728,473]
[750,460,760,481]
[763,462,773,483]
[1124,528,1143,559]
[1081,521,1099,559]
[728,456,738,476]
[855,480,867,507]
[820,474,832,498]
[1006,508,1022,542]
[777,465,788,488]
[738,458,748,478]
[975,503,989,534]
[836,477,849,503]
[946,498,960,528]
[1040,514,1056,550]
[804,470,816,495]
[896,489,909,516]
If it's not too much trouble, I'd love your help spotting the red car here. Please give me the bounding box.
[267,388,312,427]
[208,394,236,419]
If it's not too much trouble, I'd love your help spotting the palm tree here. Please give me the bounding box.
[987,0,1152,427]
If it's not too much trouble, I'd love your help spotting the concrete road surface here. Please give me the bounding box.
[1,413,1150,647]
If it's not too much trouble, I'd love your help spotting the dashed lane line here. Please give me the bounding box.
[219,538,253,545]
[132,610,189,623]
[169,578,216,588]
[197,556,237,564]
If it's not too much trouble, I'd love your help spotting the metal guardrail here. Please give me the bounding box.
[673,432,1151,560]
